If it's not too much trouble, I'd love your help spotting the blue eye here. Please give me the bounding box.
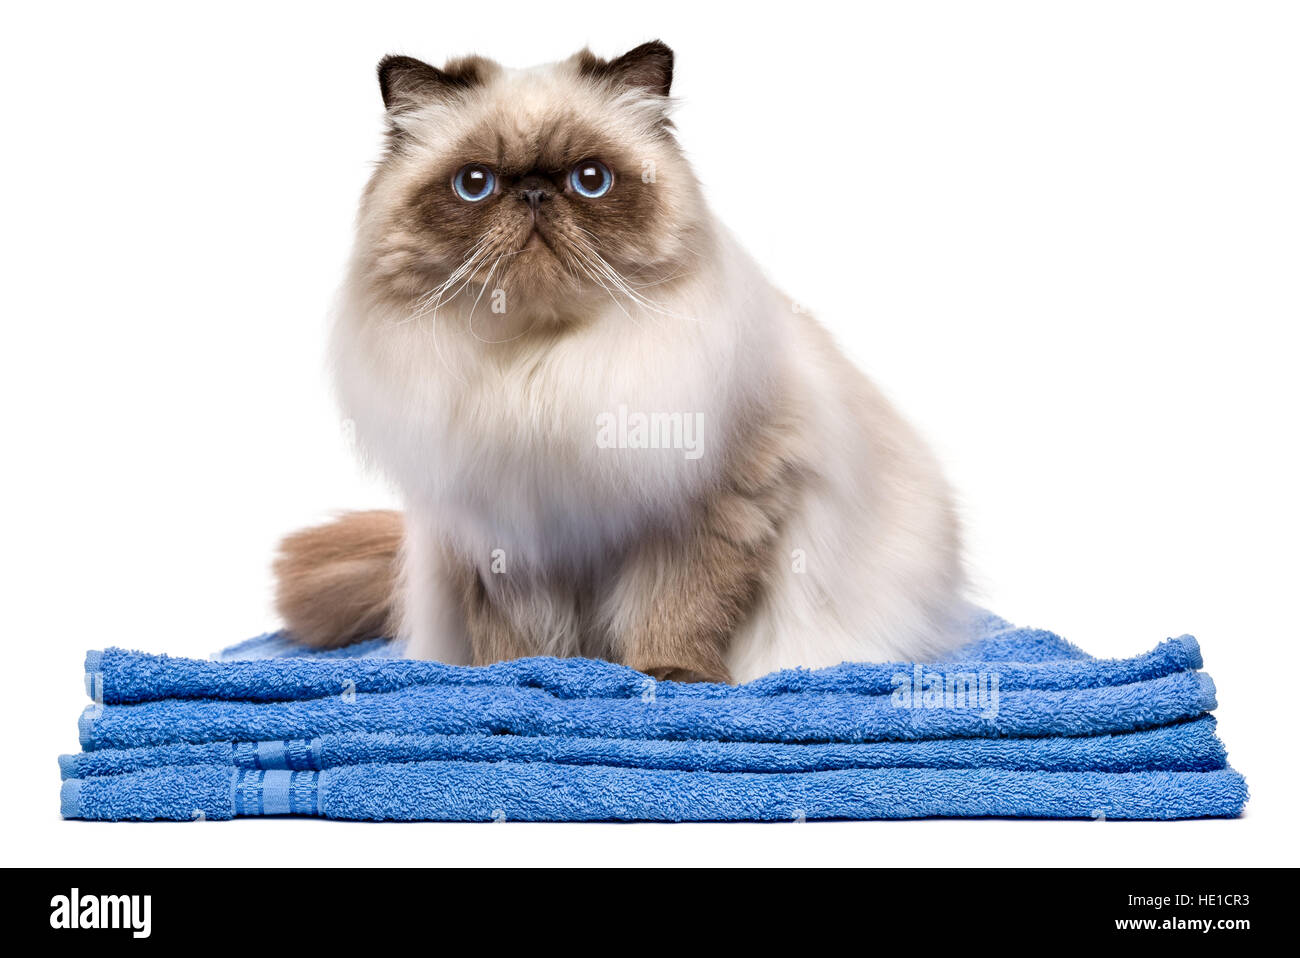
[569,160,613,198]
[453,164,495,202]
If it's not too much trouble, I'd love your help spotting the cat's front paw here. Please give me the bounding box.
[639,663,732,685]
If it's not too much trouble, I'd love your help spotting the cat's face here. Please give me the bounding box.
[355,42,706,326]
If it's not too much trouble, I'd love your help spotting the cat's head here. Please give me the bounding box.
[353,41,708,326]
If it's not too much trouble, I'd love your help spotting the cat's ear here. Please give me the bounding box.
[377,55,488,113]
[577,40,674,98]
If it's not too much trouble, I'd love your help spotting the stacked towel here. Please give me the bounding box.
[60,614,1247,821]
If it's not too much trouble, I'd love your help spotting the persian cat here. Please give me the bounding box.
[275,41,965,682]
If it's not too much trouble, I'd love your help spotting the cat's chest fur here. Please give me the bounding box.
[336,301,738,569]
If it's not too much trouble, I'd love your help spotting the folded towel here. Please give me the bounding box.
[88,628,1201,704]
[62,763,1248,822]
[60,613,1247,821]
[60,716,1228,779]
[77,669,1217,751]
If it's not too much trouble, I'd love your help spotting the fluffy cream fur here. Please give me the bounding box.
[325,46,965,681]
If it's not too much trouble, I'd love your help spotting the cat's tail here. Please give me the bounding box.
[273,510,403,648]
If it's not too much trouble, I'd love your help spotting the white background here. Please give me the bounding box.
[2,1,1296,866]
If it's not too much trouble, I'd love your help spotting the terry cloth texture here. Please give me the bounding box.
[61,614,1246,821]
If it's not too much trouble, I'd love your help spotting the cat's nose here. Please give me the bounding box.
[515,175,554,211]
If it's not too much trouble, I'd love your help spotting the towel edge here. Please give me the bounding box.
[60,778,82,819]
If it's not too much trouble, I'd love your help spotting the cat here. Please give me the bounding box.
[274,41,966,683]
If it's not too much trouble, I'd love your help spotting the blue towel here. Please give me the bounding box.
[60,717,1228,779]
[60,614,1247,821]
[76,670,1217,751]
[61,763,1248,822]
[88,629,1201,704]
